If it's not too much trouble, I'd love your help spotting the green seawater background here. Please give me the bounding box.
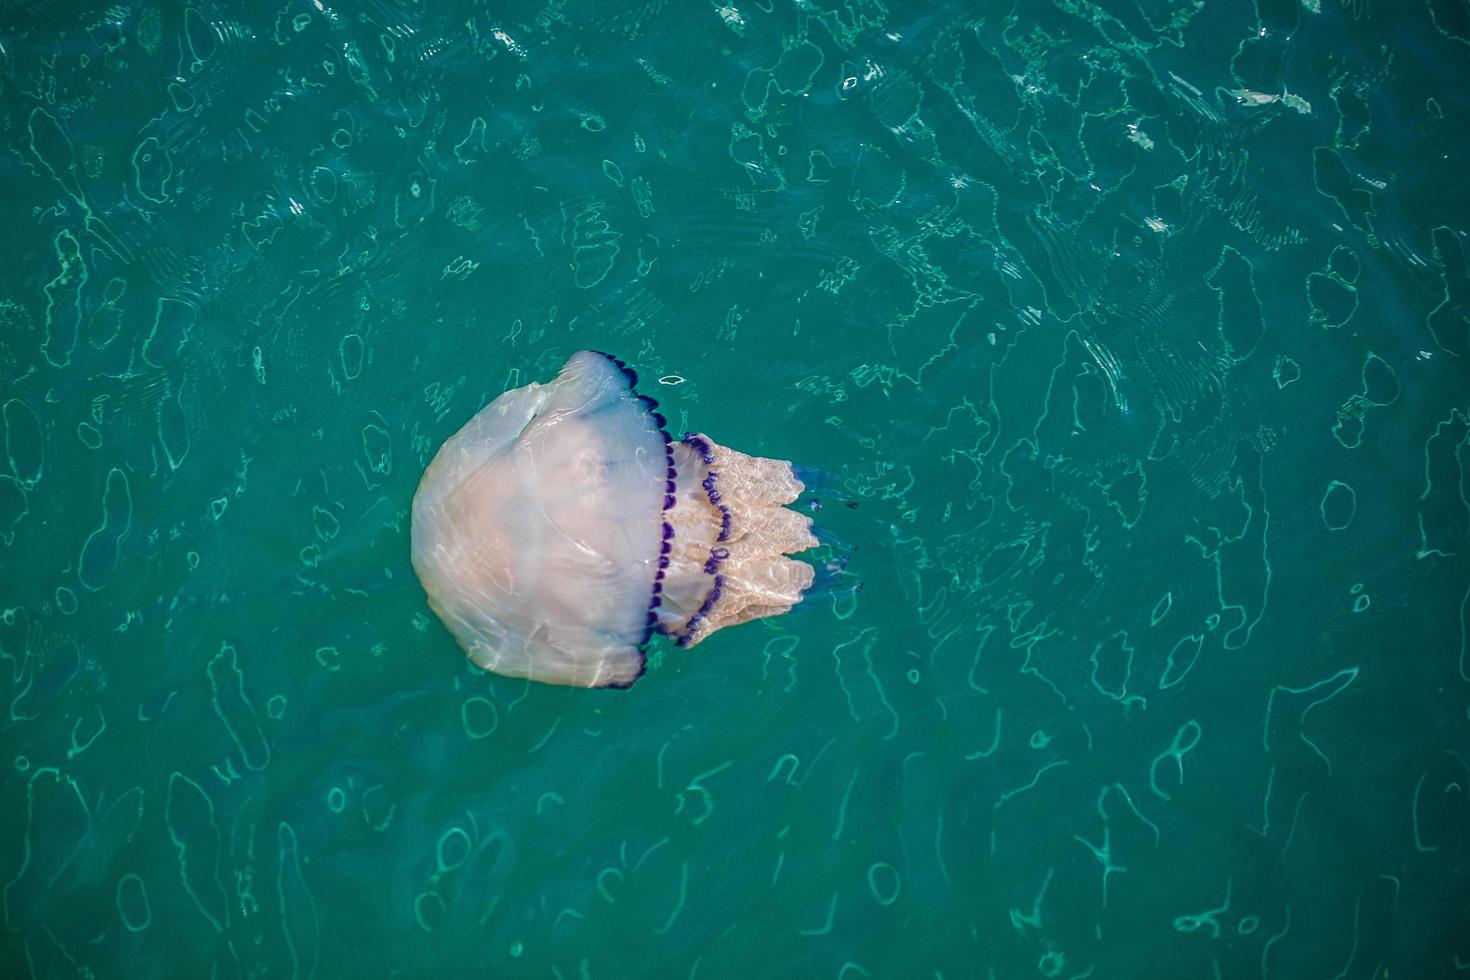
[3,0,1470,976]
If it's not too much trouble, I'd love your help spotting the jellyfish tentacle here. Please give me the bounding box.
[799,558,863,605]
[790,464,850,498]
[656,432,819,648]
[811,524,856,551]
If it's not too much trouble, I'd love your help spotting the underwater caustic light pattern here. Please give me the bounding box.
[411,350,827,688]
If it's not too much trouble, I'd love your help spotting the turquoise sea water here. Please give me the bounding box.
[3,0,1470,976]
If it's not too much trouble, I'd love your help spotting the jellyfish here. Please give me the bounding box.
[411,350,849,688]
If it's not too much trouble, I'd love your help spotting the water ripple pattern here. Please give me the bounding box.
[1,0,1467,976]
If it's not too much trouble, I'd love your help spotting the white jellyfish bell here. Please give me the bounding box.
[411,350,855,688]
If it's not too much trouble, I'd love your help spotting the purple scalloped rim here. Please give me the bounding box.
[674,433,734,647]
[590,351,675,689]
[683,434,733,543]
[675,572,724,649]
[679,546,730,645]
[703,546,730,576]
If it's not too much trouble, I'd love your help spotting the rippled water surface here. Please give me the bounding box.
[3,0,1470,976]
